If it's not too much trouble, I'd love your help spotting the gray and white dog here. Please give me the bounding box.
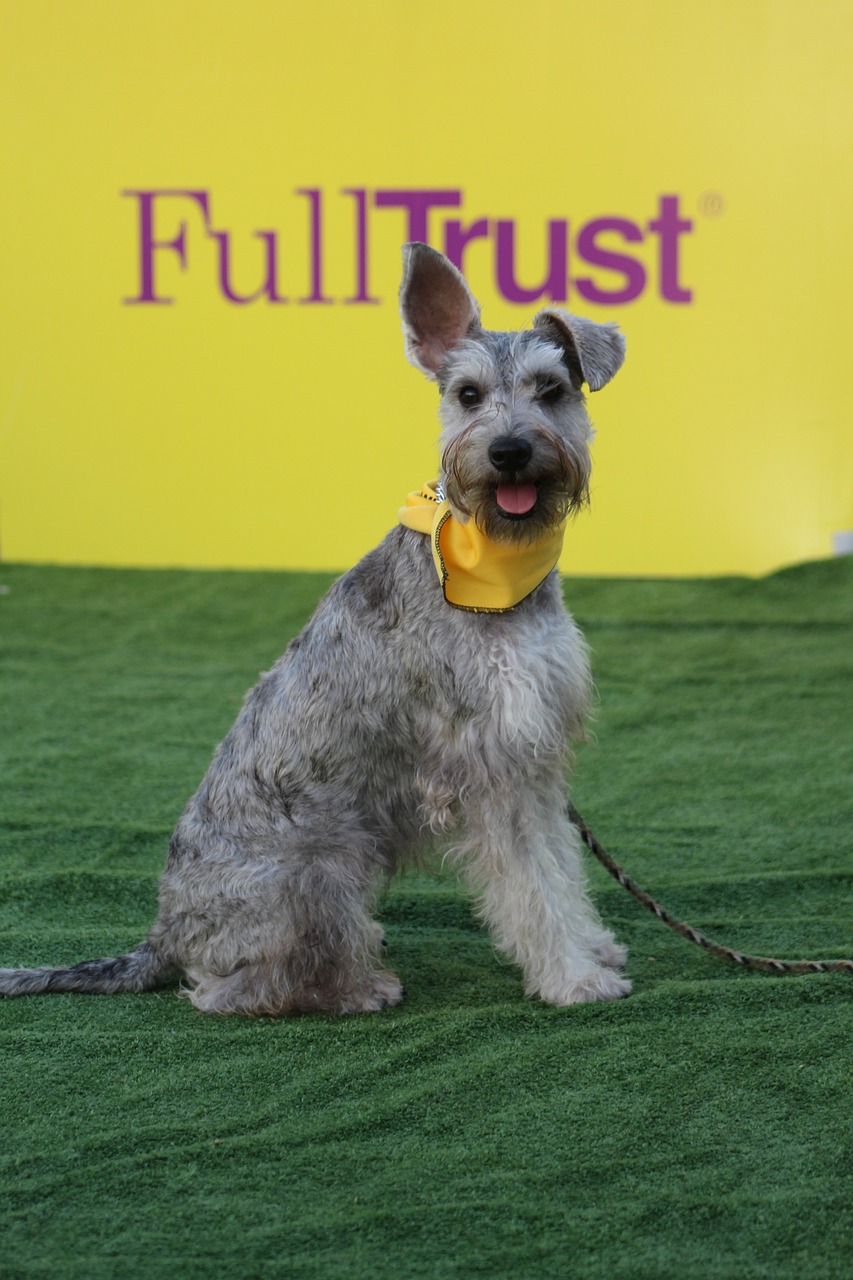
[0,244,629,1014]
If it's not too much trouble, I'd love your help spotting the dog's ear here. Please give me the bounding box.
[533,309,626,392]
[400,243,481,380]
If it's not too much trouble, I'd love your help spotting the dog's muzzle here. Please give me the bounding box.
[488,436,539,518]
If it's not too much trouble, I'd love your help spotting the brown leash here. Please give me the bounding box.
[568,803,853,975]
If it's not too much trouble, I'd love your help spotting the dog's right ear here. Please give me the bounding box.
[533,309,626,392]
[400,243,481,381]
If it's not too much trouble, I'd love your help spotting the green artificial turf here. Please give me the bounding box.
[1,559,851,1280]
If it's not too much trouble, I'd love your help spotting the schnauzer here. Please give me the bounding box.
[0,243,629,1014]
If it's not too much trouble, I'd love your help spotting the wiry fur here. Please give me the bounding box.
[439,336,592,544]
[0,243,629,1015]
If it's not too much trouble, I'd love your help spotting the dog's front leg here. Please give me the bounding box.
[460,786,631,1005]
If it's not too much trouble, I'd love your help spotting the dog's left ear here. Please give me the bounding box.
[400,243,482,381]
[533,309,626,392]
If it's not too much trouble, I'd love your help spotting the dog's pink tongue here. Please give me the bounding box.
[496,482,538,515]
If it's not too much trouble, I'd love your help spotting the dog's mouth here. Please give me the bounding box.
[495,481,538,519]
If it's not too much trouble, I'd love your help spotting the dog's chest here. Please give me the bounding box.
[418,590,590,759]
[331,529,590,756]
[487,616,584,732]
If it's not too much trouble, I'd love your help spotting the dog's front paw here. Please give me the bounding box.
[538,965,632,1006]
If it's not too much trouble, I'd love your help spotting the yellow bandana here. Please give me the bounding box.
[399,483,566,613]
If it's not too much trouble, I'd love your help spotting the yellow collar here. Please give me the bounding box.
[398,483,566,612]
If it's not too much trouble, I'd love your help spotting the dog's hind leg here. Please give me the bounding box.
[186,958,403,1016]
[179,851,403,1017]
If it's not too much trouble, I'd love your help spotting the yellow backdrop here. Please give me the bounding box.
[2,0,851,576]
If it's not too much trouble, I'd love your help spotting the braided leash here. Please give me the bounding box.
[568,803,853,976]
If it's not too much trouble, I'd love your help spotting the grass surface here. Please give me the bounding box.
[1,559,851,1279]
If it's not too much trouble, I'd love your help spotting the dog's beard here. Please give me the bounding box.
[441,423,590,547]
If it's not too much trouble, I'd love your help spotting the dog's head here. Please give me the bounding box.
[400,242,625,546]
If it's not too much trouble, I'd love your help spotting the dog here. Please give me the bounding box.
[0,243,629,1014]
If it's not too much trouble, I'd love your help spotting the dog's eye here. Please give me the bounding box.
[538,383,564,405]
[458,385,481,408]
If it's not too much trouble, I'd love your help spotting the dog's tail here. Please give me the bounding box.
[0,940,178,997]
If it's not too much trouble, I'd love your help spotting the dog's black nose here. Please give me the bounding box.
[488,437,533,472]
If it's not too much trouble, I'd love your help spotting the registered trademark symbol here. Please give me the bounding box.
[698,191,725,218]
